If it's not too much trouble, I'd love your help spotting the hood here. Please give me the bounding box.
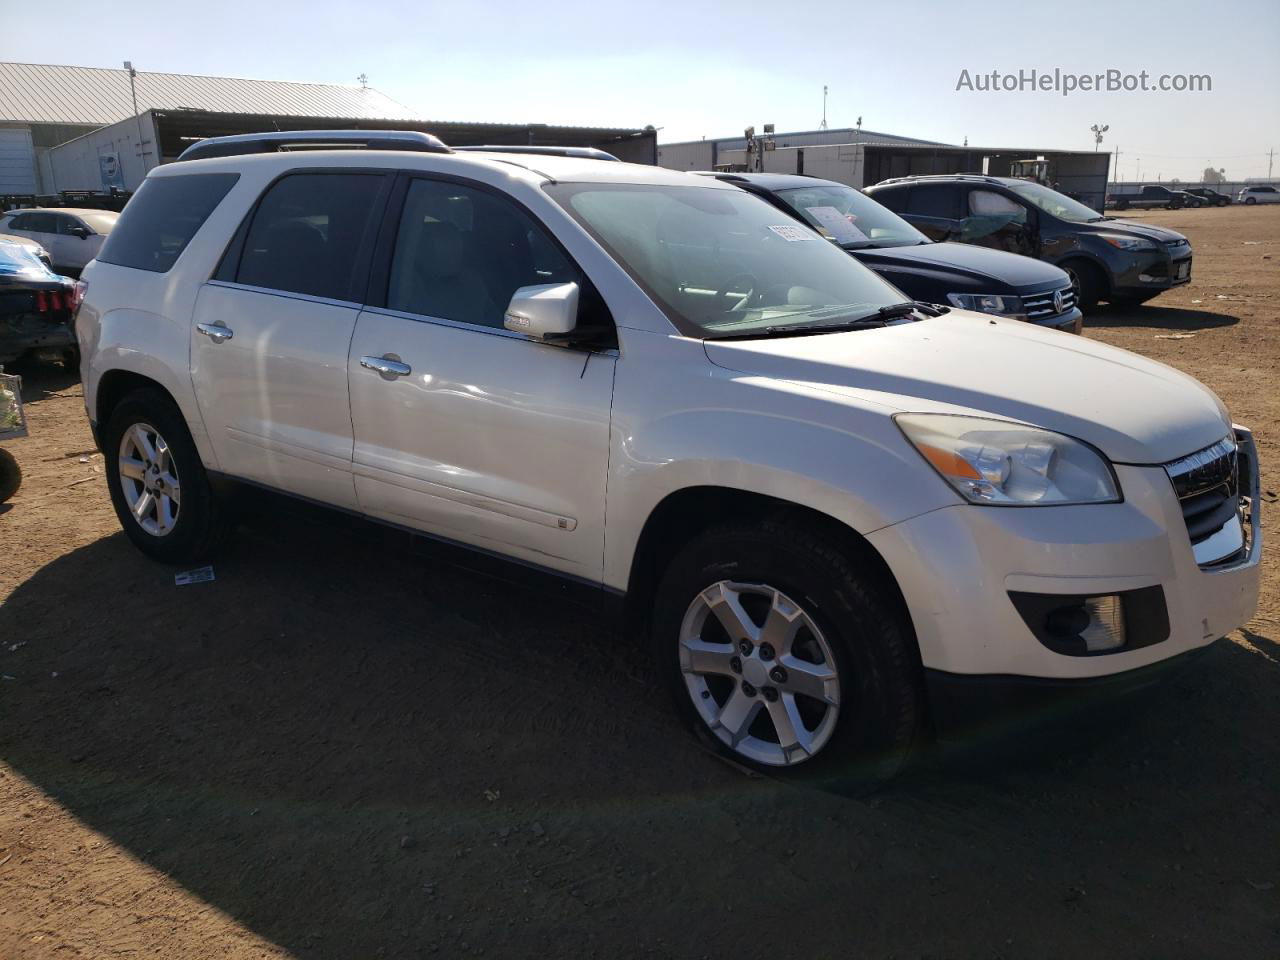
[704,312,1229,464]
[1078,218,1188,244]
[853,242,1069,292]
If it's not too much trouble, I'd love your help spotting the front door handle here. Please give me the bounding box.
[360,354,412,378]
[196,322,233,343]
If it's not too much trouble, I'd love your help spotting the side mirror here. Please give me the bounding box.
[504,282,579,340]
[69,226,91,239]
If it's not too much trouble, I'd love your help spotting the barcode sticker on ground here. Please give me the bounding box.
[175,566,215,586]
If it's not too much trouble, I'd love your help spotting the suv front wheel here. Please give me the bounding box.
[104,388,228,563]
[653,519,923,786]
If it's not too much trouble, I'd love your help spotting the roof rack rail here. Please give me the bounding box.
[453,145,620,162]
[176,130,452,163]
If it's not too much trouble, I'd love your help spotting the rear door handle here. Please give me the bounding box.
[360,355,412,378]
[196,322,233,343]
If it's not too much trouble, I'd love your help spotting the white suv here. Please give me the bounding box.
[1237,185,1280,205]
[76,131,1261,782]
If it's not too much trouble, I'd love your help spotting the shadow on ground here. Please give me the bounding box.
[1086,305,1240,331]
[2,501,1277,959]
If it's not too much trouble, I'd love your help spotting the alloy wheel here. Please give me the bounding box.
[679,581,841,766]
[117,422,181,537]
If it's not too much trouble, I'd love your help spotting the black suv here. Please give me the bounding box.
[865,175,1193,309]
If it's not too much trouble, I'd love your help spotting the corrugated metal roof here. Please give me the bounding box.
[0,62,421,125]
[662,127,953,150]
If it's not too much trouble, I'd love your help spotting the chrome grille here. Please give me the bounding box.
[1024,285,1076,319]
[1164,436,1244,565]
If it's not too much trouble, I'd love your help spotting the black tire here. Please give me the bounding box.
[0,447,21,503]
[1065,259,1107,311]
[1115,200,1129,210]
[1244,197,1257,205]
[103,388,229,563]
[652,518,924,788]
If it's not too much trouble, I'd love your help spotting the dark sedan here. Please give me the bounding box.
[699,172,1081,333]
[0,241,77,366]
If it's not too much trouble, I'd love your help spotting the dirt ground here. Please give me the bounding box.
[1,205,1277,960]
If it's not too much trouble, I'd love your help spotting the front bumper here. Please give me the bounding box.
[866,427,1261,683]
[1112,246,1193,293]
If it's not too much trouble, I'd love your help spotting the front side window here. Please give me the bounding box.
[98,173,239,273]
[548,183,903,338]
[773,183,927,249]
[387,179,581,329]
[236,173,384,300]
[54,214,84,235]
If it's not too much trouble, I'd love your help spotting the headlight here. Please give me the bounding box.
[946,292,1024,316]
[896,414,1120,506]
[1098,233,1157,251]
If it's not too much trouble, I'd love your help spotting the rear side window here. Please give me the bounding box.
[870,187,908,213]
[235,173,385,301]
[906,184,961,219]
[97,173,239,273]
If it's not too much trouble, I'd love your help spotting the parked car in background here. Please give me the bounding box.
[697,172,1080,333]
[1106,186,1186,211]
[0,240,77,366]
[865,175,1193,309]
[1184,187,1231,207]
[0,232,52,266]
[0,208,119,273]
[1238,185,1280,205]
[77,131,1260,783]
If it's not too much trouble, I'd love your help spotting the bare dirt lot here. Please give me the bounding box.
[1,205,1277,960]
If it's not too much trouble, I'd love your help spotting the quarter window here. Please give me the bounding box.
[387,179,581,329]
[97,173,240,273]
[905,184,961,219]
[236,173,385,301]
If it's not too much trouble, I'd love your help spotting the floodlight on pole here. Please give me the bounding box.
[1091,123,1109,152]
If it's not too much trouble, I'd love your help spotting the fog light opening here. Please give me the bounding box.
[1079,596,1126,652]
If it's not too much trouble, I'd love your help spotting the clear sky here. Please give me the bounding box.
[4,0,1278,181]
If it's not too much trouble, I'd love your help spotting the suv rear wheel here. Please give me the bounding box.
[104,388,228,563]
[652,519,923,787]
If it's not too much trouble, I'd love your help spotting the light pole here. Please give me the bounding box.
[820,85,828,130]
[124,61,145,186]
[1090,123,1109,152]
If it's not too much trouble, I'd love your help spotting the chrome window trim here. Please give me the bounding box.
[205,279,360,310]
[361,304,619,355]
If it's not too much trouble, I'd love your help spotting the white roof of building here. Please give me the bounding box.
[0,61,421,126]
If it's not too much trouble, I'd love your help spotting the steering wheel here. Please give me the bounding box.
[715,273,758,312]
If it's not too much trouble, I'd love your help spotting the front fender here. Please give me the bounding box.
[603,331,957,590]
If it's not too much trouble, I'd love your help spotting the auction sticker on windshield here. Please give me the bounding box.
[805,206,869,244]
[767,224,815,242]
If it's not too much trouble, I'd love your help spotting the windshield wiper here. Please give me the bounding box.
[711,301,946,340]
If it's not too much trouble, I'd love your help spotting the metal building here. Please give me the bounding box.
[0,62,657,196]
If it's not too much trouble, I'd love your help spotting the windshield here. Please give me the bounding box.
[79,212,118,235]
[548,183,905,338]
[1004,180,1104,223]
[774,183,928,249]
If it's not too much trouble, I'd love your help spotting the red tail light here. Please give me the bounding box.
[35,290,48,312]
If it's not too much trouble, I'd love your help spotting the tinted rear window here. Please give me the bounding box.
[97,173,239,273]
[869,186,908,213]
[234,172,384,301]
[906,183,961,219]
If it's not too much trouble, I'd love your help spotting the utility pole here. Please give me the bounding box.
[819,85,828,130]
[1269,147,1275,179]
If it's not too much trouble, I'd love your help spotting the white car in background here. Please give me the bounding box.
[0,207,118,272]
[75,132,1261,784]
[1237,186,1280,205]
